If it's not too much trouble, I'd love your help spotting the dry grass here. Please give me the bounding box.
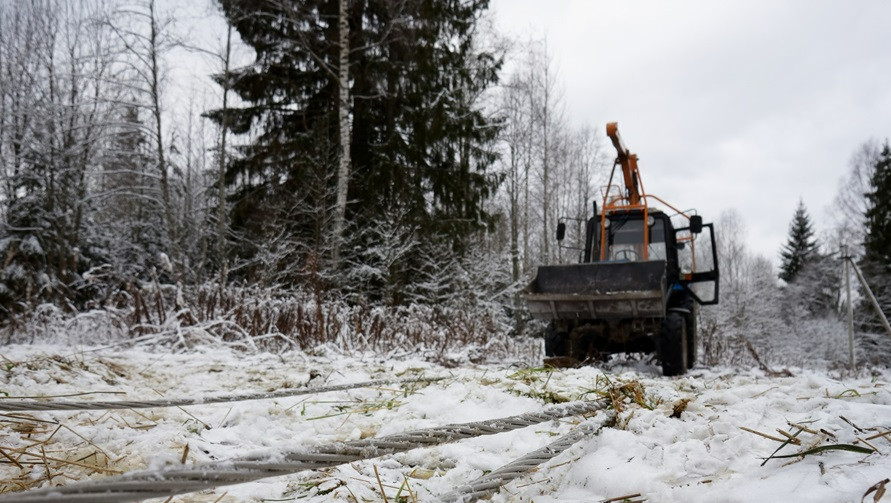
[0,355,173,495]
[601,493,646,503]
[588,375,655,413]
[0,416,129,493]
[3,283,539,365]
[737,418,882,466]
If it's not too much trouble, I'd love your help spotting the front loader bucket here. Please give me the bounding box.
[525,261,667,320]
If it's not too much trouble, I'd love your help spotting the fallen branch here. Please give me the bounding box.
[739,426,787,444]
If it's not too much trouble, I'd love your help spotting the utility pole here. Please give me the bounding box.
[843,244,855,369]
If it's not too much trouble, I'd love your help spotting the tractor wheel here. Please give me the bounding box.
[660,312,688,376]
[544,322,568,357]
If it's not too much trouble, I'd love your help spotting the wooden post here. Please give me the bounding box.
[843,245,855,369]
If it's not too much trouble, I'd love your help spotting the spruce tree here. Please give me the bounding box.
[210,0,501,291]
[864,143,891,269]
[779,200,819,283]
[859,141,891,365]
[97,105,165,280]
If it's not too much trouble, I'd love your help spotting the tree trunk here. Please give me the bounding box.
[510,144,523,333]
[148,0,175,264]
[331,0,351,264]
[218,25,232,280]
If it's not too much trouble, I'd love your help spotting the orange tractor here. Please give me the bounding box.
[525,122,720,376]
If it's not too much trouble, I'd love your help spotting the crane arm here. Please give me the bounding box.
[606,122,642,206]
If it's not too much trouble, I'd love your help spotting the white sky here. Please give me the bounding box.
[490,0,891,263]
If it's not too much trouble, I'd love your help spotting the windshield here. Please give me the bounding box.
[607,217,666,262]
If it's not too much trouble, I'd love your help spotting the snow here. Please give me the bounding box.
[0,344,888,502]
[20,236,43,256]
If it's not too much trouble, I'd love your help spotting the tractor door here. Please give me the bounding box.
[675,222,719,305]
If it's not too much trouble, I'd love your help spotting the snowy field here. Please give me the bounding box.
[0,344,889,502]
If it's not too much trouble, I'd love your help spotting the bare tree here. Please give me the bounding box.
[572,126,605,232]
[106,0,180,268]
[176,9,245,280]
[552,125,605,261]
[715,209,751,310]
[833,139,882,254]
[498,71,533,329]
[171,96,215,281]
[527,40,566,265]
[244,0,357,266]
[215,24,234,277]
[0,0,124,310]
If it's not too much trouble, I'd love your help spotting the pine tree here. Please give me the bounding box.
[864,143,891,269]
[779,200,819,283]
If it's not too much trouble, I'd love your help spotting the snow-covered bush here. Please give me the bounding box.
[3,282,540,365]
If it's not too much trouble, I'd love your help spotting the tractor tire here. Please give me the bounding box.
[660,312,688,376]
[544,322,568,357]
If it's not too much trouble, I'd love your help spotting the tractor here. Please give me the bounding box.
[525,122,719,376]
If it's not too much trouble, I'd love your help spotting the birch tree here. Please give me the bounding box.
[331,0,351,265]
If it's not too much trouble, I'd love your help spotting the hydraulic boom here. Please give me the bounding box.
[606,122,643,206]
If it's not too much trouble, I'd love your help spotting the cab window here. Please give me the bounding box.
[608,217,665,262]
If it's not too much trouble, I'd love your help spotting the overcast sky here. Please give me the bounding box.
[489,0,891,263]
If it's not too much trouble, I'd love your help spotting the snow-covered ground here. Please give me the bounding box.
[0,344,889,502]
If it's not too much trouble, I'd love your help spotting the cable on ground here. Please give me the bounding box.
[0,376,444,412]
[439,413,613,502]
[0,400,606,503]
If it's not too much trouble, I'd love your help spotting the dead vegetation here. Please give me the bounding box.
[738,418,886,467]
[2,284,540,366]
[0,415,127,493]
[587,375,656,413]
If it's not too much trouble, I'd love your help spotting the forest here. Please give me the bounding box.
[1,0,890,371]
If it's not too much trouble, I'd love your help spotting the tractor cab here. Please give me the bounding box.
[580,206,718,306]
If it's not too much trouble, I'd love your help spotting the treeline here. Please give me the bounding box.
[0,0,603,322]
[704,142,891,368]
[2,1,889,369]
